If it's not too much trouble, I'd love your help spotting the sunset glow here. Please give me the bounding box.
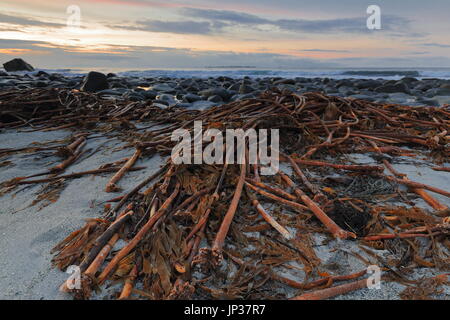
[1,0,449,69]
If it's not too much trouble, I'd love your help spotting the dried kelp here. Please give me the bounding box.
[1,87,450,300]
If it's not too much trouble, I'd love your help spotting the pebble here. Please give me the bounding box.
[1,70,449,108]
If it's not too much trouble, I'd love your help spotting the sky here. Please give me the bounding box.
[1,0,450,70]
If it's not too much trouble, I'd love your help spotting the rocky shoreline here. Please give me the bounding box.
[1,70,450,108]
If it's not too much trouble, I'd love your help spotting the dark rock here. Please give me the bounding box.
[34,81,48,88]
[98,89,126,96]
[418,98,440,107]
[276,84,297,92]
[400,77,418,85]
[3,58,34,72]
[273,78,296,85]
[231,93,257,101]
[173,85,184,93]
[199,88,231,100]
[425,87,450,97]
[216,76,233,82]
[336,79,355,88]
[414,82,433,92]
[304,85,320,92]
[67,80,79,88]
[207,95,223,103]
[349,94,376,101]
[149,83,176,93]
[156,94,177,106]
[388,93,415,104]
[183,93,201,103]
[338,86,357,96]
[175,92,185,100]
[122,91,144,101]
[179,79,194,87]
[239,81,255,94]
[110,82,128,89]
[48,82,68,89]
[152,99,170,106]
[374,82,410,94]
[140,90,157,100]
[354,79,382,90]
[174,102,192,108]
[106,73,117,78]
[0,71,8,76]
[186,86,200,93]
[439,83,450,95]
[295,77,309,83]
[191,100,217,110]
[324,87,339,94]
[136,82,151,88]
[227,83,241,91]
[0,79,15,88]
[240,93,258,99]
[49,74,62,81]
[432,95,450,106]
[34,71,49,78]
[80,71,109,92]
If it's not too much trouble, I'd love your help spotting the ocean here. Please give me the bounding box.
[18,67,450,80]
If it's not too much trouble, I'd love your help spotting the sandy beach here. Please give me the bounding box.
[1,129,449,300]
[1,70,449,300]
[0,127,165,299]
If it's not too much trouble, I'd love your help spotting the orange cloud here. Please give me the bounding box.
[0,48,33,54]
[80,0,184,8]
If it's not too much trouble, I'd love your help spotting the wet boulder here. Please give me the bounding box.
[3,58,34,72]
[80,71,109,92]
[374,82,410,94]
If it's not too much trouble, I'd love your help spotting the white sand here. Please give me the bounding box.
[0,129,163,299]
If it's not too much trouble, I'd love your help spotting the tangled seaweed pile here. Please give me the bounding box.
[1,87,450,300]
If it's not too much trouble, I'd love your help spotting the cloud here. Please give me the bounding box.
[108,8,413,36]
[275,18,364,33]
[133,20,213,34]
[0,38,338,69]
[2,38,449,69]
[179,8,413,35]
[0,12,65,28]
[300,49,350,53]
[182,8,268,25]
[0,39,48,47]
[409,51,430,55]
[278,15,411,34]
[109,19,229,35]
[80,0,185,8]
[421,42,450,48]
